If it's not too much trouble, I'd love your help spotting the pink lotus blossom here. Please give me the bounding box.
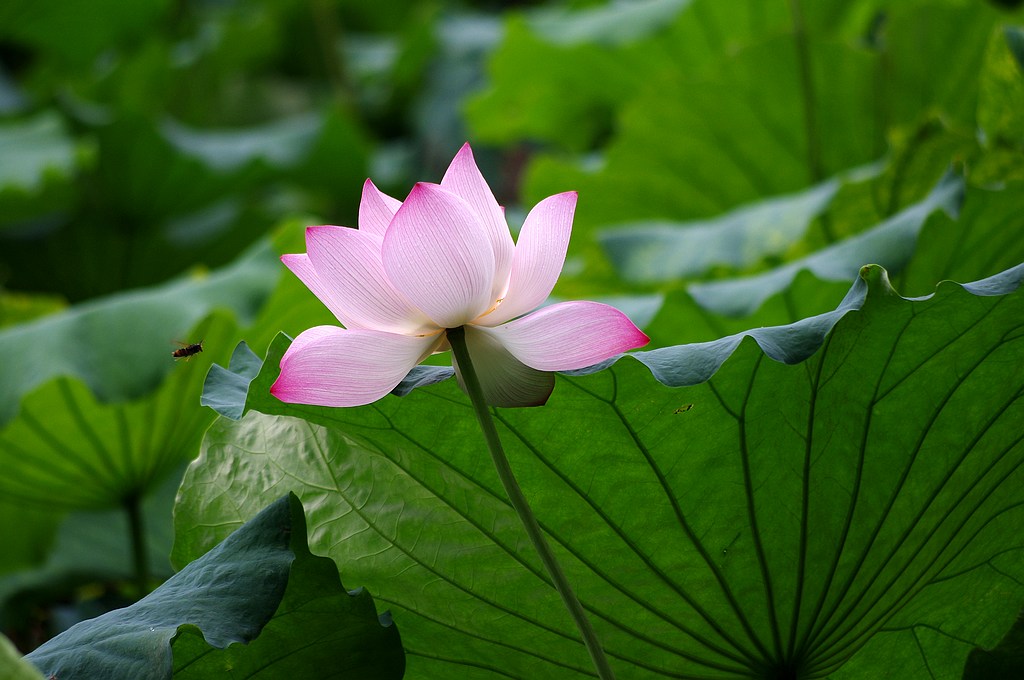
[271,143,649,408]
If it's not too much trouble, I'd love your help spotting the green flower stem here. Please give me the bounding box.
[447,326,616,680]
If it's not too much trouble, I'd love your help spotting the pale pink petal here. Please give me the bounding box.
[454,325,555,407]
[280,324,338,356]
[282,252,366,330]
[478,192,577,326]
[382,182,495,328]
[305,226,433,334]
[440,143,514,301]
[272,326,441,407]
[483,301,649,371]
[358,179,402,239]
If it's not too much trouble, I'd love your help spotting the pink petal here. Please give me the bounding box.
[282,252,367,330]
[305,226,433,334]
[454,326,555,407]
[382,183,495,328]
[479,192,577,326]
[440,143,514,302]
[483,301,649,371]
[272,326,441,407]
[358,179,402,239]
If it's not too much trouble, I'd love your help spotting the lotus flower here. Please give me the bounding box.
[271,143,649,408]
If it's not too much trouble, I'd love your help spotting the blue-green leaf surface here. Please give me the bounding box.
[28,494,403,680]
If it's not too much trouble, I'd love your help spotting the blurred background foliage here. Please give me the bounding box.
[1,0,1023,671]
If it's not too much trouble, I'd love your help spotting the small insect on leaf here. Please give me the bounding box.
[172,340,204,361]
[673,403,694,414]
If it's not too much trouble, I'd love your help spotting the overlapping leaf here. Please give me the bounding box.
[0,239,278,426]
[182,261,1024,678]
[0,314,227,510]
[28,494,403,680]
[682,171,962,317]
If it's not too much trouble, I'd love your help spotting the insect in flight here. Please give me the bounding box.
[172,340,204,361]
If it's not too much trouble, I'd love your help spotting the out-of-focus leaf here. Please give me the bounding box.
[882,2,1009,132]
[686,171,963,317]
[0,0,168,66]
[468,0,873,151]
[1009,24,1024,67]
[508,0,1012,269]
[0,291,66,328]
[979,25,1024,148]
[161,113,322,172]
[0,635,43,680]
[527,0,690,47]
[2,109,366,299]
[641,270,851,351]
[0,113,76,192]
[525,34,880,235]
[412,13,503,168]
[895,181,1024,297]
[467,17,643,151]
[600,174,843,283]
[0,67,28,115]
[0,239,278,426]
[0,500,60,576]
[0,112,79,229]
[0,464,180,610]
[183,263,1024,678]
[0,311,234,510]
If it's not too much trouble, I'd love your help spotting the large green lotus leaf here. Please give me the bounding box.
[0,635,43,680]
[0,310,238,510]
[27,494,402,680]
[181,262,1024,678]
[0,238,278,427]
